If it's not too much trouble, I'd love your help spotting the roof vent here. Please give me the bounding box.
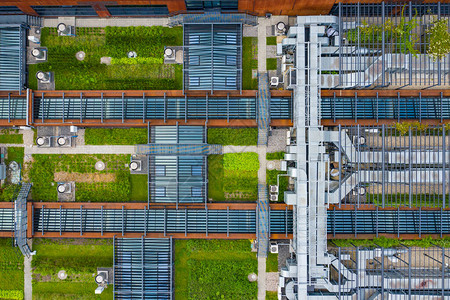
[36,71,51,83]
[129,160,142,171]
[57,23,74,36]
[36,136,50,147]
[276,22,286,33]
[57,183,71,194]
[164,48,175,59]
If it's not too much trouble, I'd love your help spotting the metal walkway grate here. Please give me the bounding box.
[136,144,222,155]
[14,183,32,257]
[257,184,269,257]
[257,73,270,146]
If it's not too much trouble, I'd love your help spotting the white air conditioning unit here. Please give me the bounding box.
[270,194,278,202]
[129,160,142,171]
[270,77,279,86]
[164,47,175,60]
[57,183,71,194]
[36,136,51,147]
[269,185,279,193]
[270,241,279,254]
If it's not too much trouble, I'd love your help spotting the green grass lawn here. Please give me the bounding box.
[368,193,449,207]
[28,26,183,90]
[175,240,257,300]
[32,239,113,300]
[85,128,148,145]
[0,238,24,298]
[6,147,24,166]
[208,153,258,202]
[330,236,450,248]
[266,36,277,45]
[30,154,132,202]
[130,174,148,201]
[267,170,289,203]
[266,291,278,300]
[266,58,277,70]
[208,128,258,146]
[0,129,22,144]
[266,252,278,272]
[243,37,258,90]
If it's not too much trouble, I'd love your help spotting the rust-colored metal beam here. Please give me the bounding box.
[30,202,291,210]
[329,233,450,240]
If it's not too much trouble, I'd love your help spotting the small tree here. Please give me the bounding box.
[426,18,450,61]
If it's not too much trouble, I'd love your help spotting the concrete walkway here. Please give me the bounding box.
[257,17,268,72]
[222,145,258,153]
[24,241,32,300]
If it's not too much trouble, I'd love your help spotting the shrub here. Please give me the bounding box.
[0,290,23,300]
[266,151,285,160]
[427,18,450,61]
[266,58,277,70]
[266,36,277,45]
[110,57,164,65]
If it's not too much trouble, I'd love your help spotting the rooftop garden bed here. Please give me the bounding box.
[84,128,148,145]
[28,26,183,90]
[207,128,258,146]
[0,147,24,201]
[243,37,258,90]
[30,154,133,202]
[32,238,113,300]
[175,239,257,300]
[208,153,259,202]
[0,238,24,300]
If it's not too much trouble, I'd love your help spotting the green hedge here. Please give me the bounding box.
[243,37,258,90]
[0,238,23,291]
[84,128,148,145]
[0,290,23,300]
[0,130,22,143]
[208,128,258,146]
[266,151,285,160]
[266,58,277,70]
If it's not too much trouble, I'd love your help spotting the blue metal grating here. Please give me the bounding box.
[0,25,26,91]
[114,237,173,299]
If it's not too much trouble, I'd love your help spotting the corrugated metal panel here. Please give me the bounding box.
[0,25,25,91]
[114,237,172,299]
